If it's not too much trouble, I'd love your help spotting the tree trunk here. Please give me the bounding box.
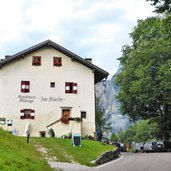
[162,104,170,140]
[163,131,170,140]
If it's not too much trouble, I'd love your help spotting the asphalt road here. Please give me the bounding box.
[91,152,171,171]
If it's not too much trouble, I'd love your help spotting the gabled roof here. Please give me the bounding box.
[0,40,109,83]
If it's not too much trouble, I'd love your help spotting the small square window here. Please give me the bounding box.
[0,118,6,125]
[50,82,55,88]
[7,119,13,126]
[81,111,86,118]
[53,57,62,66]
[32,56,41,66]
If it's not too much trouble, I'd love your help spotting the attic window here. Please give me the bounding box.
[53,57,62,66]
[32,56,41,66]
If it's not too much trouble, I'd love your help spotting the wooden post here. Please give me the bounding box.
[26,133,30,143]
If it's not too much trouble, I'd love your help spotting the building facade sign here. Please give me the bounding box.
[18,95,64,103]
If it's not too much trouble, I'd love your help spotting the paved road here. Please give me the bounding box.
[91,152,171,171]
[49,152,171,171]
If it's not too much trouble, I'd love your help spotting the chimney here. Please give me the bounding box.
[85,58,92,63]
[5,55,12,59]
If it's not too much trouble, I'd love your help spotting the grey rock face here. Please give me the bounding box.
[95,73,130,134]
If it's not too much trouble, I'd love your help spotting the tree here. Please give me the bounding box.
[147,0,171,13]
[116,15,171,140]
[118,120,159,143]
[110,133,118,142]
[95,98,111,132]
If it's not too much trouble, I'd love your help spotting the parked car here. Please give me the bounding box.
[163,140,171,152]
[143,142,157,152]
[140,142,144,151]
[120,143,126,152]
[154,142,165,152]
[133,143,141,153]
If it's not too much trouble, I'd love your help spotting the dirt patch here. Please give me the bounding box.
[34,144,57,161]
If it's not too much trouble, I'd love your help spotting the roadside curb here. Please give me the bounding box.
[94,155,123,169]
[48,161,90,171]
[48,155,123,171]
[94,149,119,165]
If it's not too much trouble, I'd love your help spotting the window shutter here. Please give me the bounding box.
[20,109,25,119]
[73,83,77,94]
[65,82,70,93]
[58,58,62,66]
[21,81,25,92]
[31,110,35,119]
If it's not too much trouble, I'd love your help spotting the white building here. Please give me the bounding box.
[0,40,108,137]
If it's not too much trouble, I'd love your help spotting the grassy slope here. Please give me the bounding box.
[0,128,116,170]
[31,137,115,166]
[0,129,52,171]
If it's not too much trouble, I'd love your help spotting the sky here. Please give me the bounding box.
[0,0,155,76]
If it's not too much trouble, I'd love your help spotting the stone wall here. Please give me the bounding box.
[95,149,119,165]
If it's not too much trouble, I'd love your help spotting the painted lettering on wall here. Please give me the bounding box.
[40,96,63,102]
[18,95,64,103]
[18,95,36,103]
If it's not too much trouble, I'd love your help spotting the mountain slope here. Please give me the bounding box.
[95,72,130,134]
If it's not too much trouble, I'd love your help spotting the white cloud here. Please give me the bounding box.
[0,0,24,41]
[93,24,120,42]
[0,0,155,75]
[25,1,73,30]
[113,0,154,21]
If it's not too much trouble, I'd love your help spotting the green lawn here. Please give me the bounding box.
[0,128,51,171]
[0,128,116,170]
[30,137,115,166]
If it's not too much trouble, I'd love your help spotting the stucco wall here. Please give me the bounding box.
[0,47,95,137]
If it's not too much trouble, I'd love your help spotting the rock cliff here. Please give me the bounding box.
[95,71,130,134]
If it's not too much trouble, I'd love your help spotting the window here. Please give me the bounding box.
[61,109,71,124]
[65,82,77,94]
[21,81,30,93]
[39,131,46,137]
[53,57,62,66]
[7,119,12,126]
[0,118,6,125]
[81,111,86,118]
[32,56,41,66]
[50,82,55,88]
[20,109,35,119]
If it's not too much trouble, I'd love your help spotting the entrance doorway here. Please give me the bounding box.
[39,131,46,137]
